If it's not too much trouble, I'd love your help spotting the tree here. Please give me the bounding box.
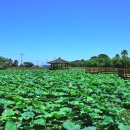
[90,56,98,60]
[121,50,128,58]
[23,62,34,67]
[112,54,122,68]
[127,58,130,67]
[12,60,19,67]
[97,54,112,67]
[0,56,12,68]
[98,54,109,59]
[121,50,129,68]
[115,54,120,58]
[86,59,98,67]
[69,51,130,68]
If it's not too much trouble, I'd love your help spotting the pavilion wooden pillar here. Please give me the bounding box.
[48,57,69,70]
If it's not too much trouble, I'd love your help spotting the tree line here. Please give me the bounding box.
[70,50,130,68]
[0,50,129,69]
[0,57,34,69]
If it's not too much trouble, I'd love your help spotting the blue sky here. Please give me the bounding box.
[0,0,130,65]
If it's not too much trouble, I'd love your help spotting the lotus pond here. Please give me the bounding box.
[0,69,130,130]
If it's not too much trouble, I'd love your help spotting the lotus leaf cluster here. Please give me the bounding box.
[0,69,130,130]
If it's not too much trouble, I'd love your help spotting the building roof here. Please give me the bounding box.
[48,57,69,64]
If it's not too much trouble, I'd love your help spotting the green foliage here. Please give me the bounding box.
[2,109,15,119]
[82,127,96,130]
[23,61,34,67]
[118,123,130,130]
[32,118,45,126]
[0,69,130,129]
[63,122,81,130]
[0,56,11,68]
[70,50,130,68]
[5,120,17,130]
[63,121,96,130]
[112,54,122,68]
[0,56,18,68]
[12,60,19,67]
[121,50,128,58]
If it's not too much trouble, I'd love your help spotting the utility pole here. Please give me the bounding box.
[20,53,24,66]
[36,60,38,66]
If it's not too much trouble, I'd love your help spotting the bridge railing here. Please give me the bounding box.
[118,68,130,78]
[85,67,118,74]
[84,67,130,78]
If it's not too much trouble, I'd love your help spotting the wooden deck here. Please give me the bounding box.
[85,67,130,78]
[118,68,130,78]
[85,67,118,74]
[126,74,130,78]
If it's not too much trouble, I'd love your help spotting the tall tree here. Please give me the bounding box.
[121,50,129,68]
[121,50,128,58]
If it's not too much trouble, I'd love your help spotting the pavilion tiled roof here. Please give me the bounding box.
[48,57,69,64]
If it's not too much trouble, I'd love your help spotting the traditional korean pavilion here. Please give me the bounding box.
[48,57,69,70]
